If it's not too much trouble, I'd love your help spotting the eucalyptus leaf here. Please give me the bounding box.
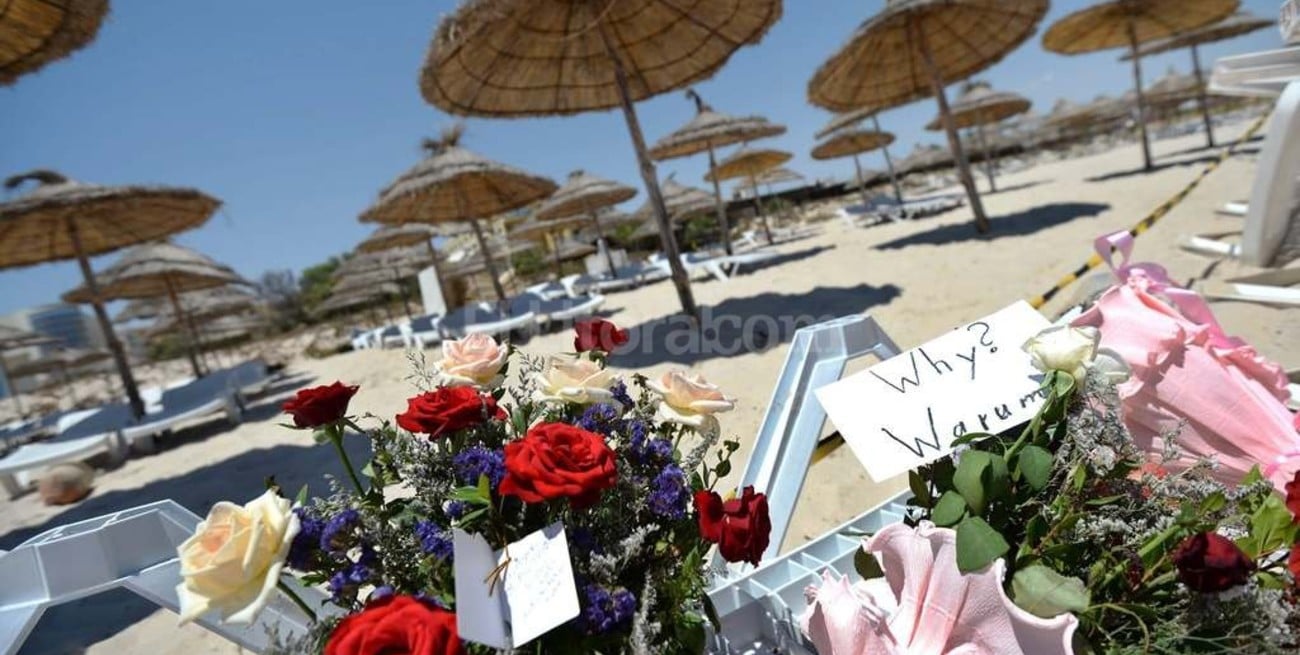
[1012,565,1090,618]
[854,548,885,580]
[1017,445,1053,491]
[953,452,992,515]
[955,516,1009,573]
[931,491,968,527]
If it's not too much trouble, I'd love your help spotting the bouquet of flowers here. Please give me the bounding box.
[800,325,1300,654]
[172,319,773,655]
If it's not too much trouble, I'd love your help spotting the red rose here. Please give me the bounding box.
[325,595,462,655]
[396,387,505,438]
[694,486,771,567]
[282,381,358,428]
[1172,532,1255,593]
[1289,547,1300,585]
[1286,470,1300,523]
[574,318,629,353]
[499,422,617,509]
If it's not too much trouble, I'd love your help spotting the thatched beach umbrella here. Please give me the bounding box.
[420,1,782,318]
[0,0,107,86]
[7,347,109,404]
[510,213,591,278]
[1043,0,1238,172]
[815,109,905,203]
[896,143,954,177]
[1120,11,1271,148]
[924,82,1031,192]
[812,129,896,207]
[333,250,430,317]
[0,170,221,419]
[151,286,259,330]
[535,170,638,275]
[649,90,786,255]
[809,0,1048,234]
[61,241,246,378]
[357,224,459,304]
[360,128,557,305]
[315,282,403,319]
[705,147,792,245]
[0,325,58,416]
[633,176,716,223]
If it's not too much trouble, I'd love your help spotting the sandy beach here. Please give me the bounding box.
[4,119,1298,654]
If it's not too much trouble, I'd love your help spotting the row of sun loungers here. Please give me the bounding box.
[837,194,966,228]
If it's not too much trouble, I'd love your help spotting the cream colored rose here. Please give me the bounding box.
[1023,325,1129,383]
[176,489,300,625]
[648,370,735,427]
[437,333,507,388]
[534,356,617,405]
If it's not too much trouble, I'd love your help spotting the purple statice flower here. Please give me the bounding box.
[452,446,505,488]
[287,508,325,570]
[576,403,620,436]
[444,500,469,521]
[647,464,689,519]
[646,438,674,463]
[320,508,360,553]
[415,521,454,561]
[626,418,650,460]
[581,584,637,634]
[610,381,633,408]
[570,527,601,555]
[328,562,372,603]
[368,585,395,602]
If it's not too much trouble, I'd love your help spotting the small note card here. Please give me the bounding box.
[816,301,1051,482]
[453,522,580,649]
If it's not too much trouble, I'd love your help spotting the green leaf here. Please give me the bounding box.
[908,470,932,507]
[294,484,310,506]
[361,462,376,479]
[448,485,490,505]
[955,516,1009,573]
[1012,565,1091,618]
[951,431,993,447]
[1244,495,1298,557]
[1017,445,1053,491]
[854,548,884,580]
[676,615,707,653]
[1198,491,1227,515]
[311,428,332,444]
[715,459,731,478]
[1018,514,1050,561]
[985,454,1010,499]
[1256,570,1286,590]
[931,491,968,527]
[953,452,992,515]
[1051,371,1076,397]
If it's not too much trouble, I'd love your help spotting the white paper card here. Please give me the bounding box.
[453,522,580,648]
[816,301,1051,481]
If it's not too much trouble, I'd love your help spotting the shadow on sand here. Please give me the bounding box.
[612,281,902,368]
[982,179,1050,196]
[1086,147,1260,183]
[4,373,344,654]
[873,202,1110,251]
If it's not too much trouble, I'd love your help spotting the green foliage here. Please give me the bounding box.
[681,215,719,251]
[510,246,548,279]
[1012,565,1090,618]
[298,256,341,311]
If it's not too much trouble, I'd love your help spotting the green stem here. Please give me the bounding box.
[277,579,317,622]
[330,424,366,496]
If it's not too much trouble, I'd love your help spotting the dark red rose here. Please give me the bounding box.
[282,381,358,428]
[1286,470,1300,523]
[499,422,617,509]
[396,387,505,438]
[574,318,629,353]
[1172,532,1255,593]
[693,486,771,567]
[1289,547,1300,585]
[325,595,462,655]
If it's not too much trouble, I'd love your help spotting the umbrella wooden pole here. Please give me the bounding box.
[163,277,206,379]
[66,218,145,419]
[550,234,564,279]
[705,145,734,256]
[602,29,697,318]
[872,115,905,204]
[748,176,774,245]
[588,210,619,277]
[390,267,414,317]
[1190,44,1215,149]
[0,355,23,417]
[915,20,990,234]
[1127,21,1154,171]
[974,124,998,193]
[467,217,508,304]
[852,154,872,209]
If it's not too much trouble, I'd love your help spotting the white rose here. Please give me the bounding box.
[176,489,300,625]
[534,356,617,406]
[437,333,507,388]
[1023,325,1129,383]
[647,370,735,428]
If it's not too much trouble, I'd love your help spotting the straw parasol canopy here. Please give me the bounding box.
[815,109,905,202]
[808,0,1049,234]
[1145,68,1201,105]
[355,224,455,305]
[897,143,955,176]
[314,282,403,318]
[360,127,556,304]
[60,241,246,378]
[535,170,638,275]
[0,170,221,418]
[7,346,109,405]
[704,147,792,244]
[753,167,804,187]
[0,0,108,86]
[151,287,259,329]
[923,81,1031,192]
[115,297,162,324]
[510,214,599,278]
[1120,11,1271,148]
[1043,0,1238,170]
[421,1,782,317]
[812,129,897,207]
[634,176,715,222]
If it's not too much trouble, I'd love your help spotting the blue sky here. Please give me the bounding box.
[0,0,1284,314]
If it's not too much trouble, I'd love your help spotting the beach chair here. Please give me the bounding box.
[508,292,605,325]
[433,303,537,342]
[0,431,124,497]
[1202,268,1300,307]
[525,280,570,301]
[560,272,642,297]
[403,313,443,349]
[376,323,410,349]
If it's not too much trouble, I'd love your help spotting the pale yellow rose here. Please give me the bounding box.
[1023,325,1129,383]
[647,370,735,427]
[436,333,507,388]
[175,489,300,625]
[534,356,617,405]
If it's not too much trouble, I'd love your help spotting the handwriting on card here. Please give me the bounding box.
[816,302,1051,481]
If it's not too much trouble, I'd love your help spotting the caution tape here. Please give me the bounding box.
[810,113,1271,467]
[1028,112,1270,309]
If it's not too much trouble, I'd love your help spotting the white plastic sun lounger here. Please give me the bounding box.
[1203,268,1300,307]
[509,292,605,324]
[0,433,124,497]
[433,304,537,342]
[525,280,571,301]
[403,314,442,349]
[1181,229,1244,258]
[560,272,642,297]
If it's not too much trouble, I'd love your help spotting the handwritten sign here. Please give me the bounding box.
[816,302,1051,481]
[453,522,580,648]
